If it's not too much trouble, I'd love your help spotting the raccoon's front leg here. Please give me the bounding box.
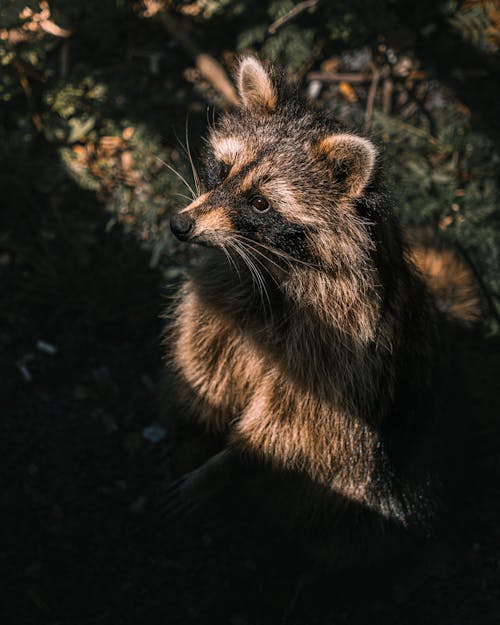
[160,448,241,520]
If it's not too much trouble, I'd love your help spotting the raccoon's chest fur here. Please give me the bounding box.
[173,283,266,432]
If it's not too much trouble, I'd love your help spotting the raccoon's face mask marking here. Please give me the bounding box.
[173,154,311,265]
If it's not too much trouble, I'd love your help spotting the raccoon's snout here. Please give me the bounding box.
[170,213,194,241]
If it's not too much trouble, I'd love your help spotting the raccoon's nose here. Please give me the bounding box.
[170,213,194,241]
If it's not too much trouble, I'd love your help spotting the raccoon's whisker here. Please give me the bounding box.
[174,124,201,197]
[172,191,195,202]
[230,240,272,313]
[233,242,266,300]
[233,235,287,275]
[227,240,261,296]
[234,235,292,270]
[233,238,281,287]
[234,242,278,323]
[262,246,321,271]
[220,241,241,280]
[185,115,202,196]
[156,157,197,199]
[241,247,274,317]
[206,105,217,133]
[225,240,254,284]
[234,235,321,271]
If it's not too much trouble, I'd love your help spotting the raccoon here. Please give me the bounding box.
[162,57,478,567]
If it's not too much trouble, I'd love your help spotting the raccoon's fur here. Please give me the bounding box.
[163,57,478,567]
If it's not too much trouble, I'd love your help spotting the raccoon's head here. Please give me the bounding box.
[170,57,378,276]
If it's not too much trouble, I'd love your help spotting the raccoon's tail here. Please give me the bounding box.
[407,232,480,325]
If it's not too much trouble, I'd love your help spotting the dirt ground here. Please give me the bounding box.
[2,175,500,625]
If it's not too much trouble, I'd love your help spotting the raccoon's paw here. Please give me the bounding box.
[158,449,236,521]
[159,470,206,520]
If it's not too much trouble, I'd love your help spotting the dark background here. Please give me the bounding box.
[1,1,500,623]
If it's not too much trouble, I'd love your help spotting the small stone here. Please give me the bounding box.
[16,361,32,382]
[142,424,167,443]
[36,340,57,355]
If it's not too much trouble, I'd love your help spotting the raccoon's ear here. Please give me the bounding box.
[237,57,277,113]
[317,134,377,197]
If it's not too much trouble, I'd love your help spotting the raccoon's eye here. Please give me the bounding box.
[250,195,270,213]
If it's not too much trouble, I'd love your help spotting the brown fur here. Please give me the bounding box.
[163,57,479,567]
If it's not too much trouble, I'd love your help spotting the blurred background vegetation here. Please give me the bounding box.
[2,0,500,331]
[2,2,500,624]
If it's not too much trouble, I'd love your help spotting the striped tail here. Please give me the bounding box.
[407,233,480,325]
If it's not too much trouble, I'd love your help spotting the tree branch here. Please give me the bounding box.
[268,0,320,35]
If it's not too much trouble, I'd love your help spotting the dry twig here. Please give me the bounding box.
[364,66,381,133]
[268,0,320,34]
[307,71,373,83]
[307,69,426,84]
[382,77,393,114]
